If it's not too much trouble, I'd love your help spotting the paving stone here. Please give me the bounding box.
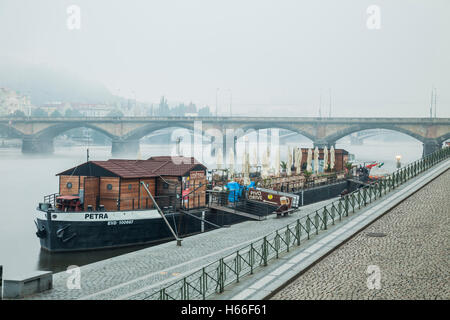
[271,170,450,300]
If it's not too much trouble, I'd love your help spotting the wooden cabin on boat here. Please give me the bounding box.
[56,156,207,211]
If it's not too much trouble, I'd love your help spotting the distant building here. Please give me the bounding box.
[40,102,71,115]
[70,103,112,117]
[0,87,33,116]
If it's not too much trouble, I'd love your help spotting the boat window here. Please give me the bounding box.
[107,184,113,190]
[128,184,132,190]
[67,182,72,189]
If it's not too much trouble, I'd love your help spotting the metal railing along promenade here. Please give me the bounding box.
[143,147,450,300]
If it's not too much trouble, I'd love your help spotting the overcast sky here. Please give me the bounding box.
[1,0,449,117]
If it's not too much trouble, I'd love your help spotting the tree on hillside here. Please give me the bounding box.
[9,110,26,118]
[50,110,63,118]
[198,106,211,116]
[65,109,83,117]
[157,96,170,116]
[107,109,124,117]
[32,108,48,117]
[185,102,197,114]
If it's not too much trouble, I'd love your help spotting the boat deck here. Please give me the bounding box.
[21,198,337,300]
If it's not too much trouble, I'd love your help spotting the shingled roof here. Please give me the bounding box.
[57,156,206,179]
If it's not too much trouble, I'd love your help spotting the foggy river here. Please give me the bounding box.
[0,138,423,278]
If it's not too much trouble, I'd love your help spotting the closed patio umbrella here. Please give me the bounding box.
[314,146,319,174]
[306,148,312,172]
[330,146,335,170]
[216,147,223,169]
[275,146,280,176]
[228,147,235,178]
[261,147,269,178]
[295,147,302,175]
[287,146,292,176]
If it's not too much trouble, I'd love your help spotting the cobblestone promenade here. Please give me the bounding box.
[22,198,335,300]
[271,169,450,300]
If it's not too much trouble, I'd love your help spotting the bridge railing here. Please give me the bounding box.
[138,146,449,300]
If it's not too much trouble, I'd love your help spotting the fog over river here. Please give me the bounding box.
[0,137,422,278]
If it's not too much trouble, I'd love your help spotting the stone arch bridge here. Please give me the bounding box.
[0,116,449,157]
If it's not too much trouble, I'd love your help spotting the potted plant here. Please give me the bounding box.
[280,161,287,173]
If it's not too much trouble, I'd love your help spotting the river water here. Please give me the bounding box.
[0,137,422,278]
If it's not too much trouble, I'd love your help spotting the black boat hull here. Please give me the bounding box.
[35,209,247,252]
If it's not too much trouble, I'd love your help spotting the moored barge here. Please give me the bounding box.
[36,148,368,252]
[36,156,247,252]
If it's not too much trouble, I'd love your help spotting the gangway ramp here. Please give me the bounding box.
[209,203,266,221]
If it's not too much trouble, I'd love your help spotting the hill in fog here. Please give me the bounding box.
[0,60,117,105]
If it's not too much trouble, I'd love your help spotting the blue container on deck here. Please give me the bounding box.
[226,181,255,202]
[226,182,240,202]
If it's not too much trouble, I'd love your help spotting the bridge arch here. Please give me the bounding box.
[122,122,195,141]
[437,132,450,144]
[0,123,24,139]
[34,122,118,140]
[237,124,316,142]
[325,124,426,145]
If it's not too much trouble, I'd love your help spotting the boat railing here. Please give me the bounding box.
[43,193,59,207]
[258,171,350,193]
[207,189,277,219]
[42,185,207,213]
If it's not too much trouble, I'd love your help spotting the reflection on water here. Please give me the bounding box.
[0,137,423,278]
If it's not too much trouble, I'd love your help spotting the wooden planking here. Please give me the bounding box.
[120,178,140,211]
[187,179,206,209]
[84,177,99,209]
[59,175,80,196]
[182,171,207,209]
[139,178,156,209]
[156,176,180,196]
[156,176,180,209]
[99,177,120,211]
[79,176,86,189]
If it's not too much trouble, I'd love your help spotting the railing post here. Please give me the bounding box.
[219,258,225,293]
[352,193,356,213]
[236,251,240,283]
[357,191,361,209]
[275,231,280,258]
[296,219,301,245]
[344,197,349,217]
[306,215,311,239]
[202,267,206,300]
[286,226,290,252]
[250,243,254,274]
[330,204,335,225]
[314,212,319,234]
[0,265,2,300]
[183,277,187,300]
[263,237,268,266]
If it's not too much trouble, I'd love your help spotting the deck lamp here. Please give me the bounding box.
[396,155,402,168]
